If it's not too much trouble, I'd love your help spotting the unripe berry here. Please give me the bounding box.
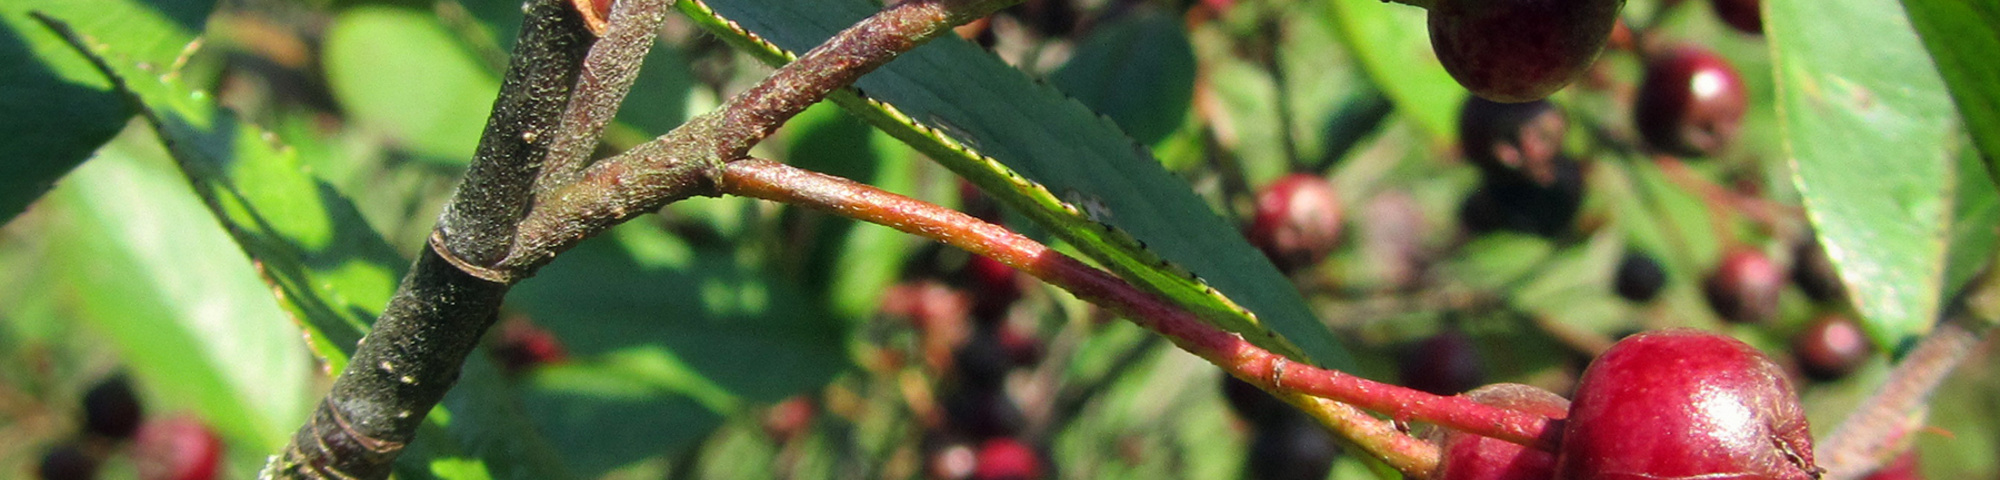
[133,416,225,480]
[1635,46,1748,158]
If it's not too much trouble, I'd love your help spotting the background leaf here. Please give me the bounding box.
[1322,0,1461,142]
[322,5,499,165]
[1768,0,1961,349]
[1048,8,1196,146]
[0,0,213,223]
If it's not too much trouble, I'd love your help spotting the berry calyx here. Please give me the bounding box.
[1557,329,1818,480]
[1703,248,1784,324]
[1428,0,1626,102]
[1635,45,1748,158]
[1247,173,1344,272]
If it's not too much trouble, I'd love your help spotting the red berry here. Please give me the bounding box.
[1703,248,1784,324]
[1557,329,1818,480]
[762,396,817,443]
[1428,0,1625,102]
[1458,97,1568,185]
[1247,173,1344,271]
[491,318,569,375]
[1793,314,1872,381]
[133,416,225,480]
[1863,450,1921,480]
[82,375,144,440]
[1429,384,1568,480]
[1635,46,1749,158]
[1709,0,1763,34]
[973,438,1045,480]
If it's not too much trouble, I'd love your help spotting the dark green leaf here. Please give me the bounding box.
[1897,0,2000,187]
[1049,8,1197,146]
[1322,0,1460,141]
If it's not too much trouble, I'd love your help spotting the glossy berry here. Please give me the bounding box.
[1558,329,1818,480]
[133,417,225,480]
[1247,414,1340,480]
[973,437,1045,480]
[1710,0,1763,34]
[1428,0,1625,102]
[1635,46,1749,158]
[1428,384,1569,480]
[38,444,99,480]
[1614,251,1667,303]
[82,375,144,440]
[1400,331,1486,396]
[1793,314,1871,381]
[1248,173,1344,271]
[1458,97,1568,185]
[1703,248,1784,324]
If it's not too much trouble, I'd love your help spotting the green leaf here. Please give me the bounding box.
[45,127,313,459]
[505,220,849,476]
[1322,0,1461,141]
[1048,8,1197,146]
[1769,0,1961,349]
[784,102,928,320]
[1897,0,2000,187]
[0,0,213,223]
[323,5,500,164]
[681,0,1353,370]
[41,15,569,478]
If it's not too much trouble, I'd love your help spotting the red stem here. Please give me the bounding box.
[719,159,1565,470]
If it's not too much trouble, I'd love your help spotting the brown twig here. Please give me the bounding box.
[718,158,1578,476]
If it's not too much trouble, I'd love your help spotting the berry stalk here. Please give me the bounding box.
[719,159,1567,474]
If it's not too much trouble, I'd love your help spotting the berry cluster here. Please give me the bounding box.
[38,376,225,480]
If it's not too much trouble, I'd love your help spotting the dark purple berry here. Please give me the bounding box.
[1614,251,1667,303]
[1792,238,1845,303]
[38,444,99,480]
[1459,157,1584,237]
[82,375,144,440]
[1428,0,1625,102]
[1459,97,1568,185]
[1247,414,1340,480]
[944,384,1026,440]
[1221,374,1289,426]
[1400,331,1486,396]
[1709,0,1762,34]
[1635,45,1748,158]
